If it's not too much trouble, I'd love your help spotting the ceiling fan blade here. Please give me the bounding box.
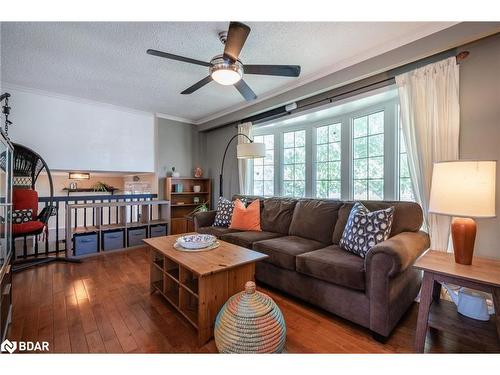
[181,76,213,94]
[147,49,211,67]
[244,64,301,77]
[223,22,251,62]
[234,79,257,101]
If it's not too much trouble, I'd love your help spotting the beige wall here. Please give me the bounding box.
[459,34,500,259]
[35,173,125,197]
[35,172,158,197]
[123,173,158,194]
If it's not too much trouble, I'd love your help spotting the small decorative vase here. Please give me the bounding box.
[171,166,180,178]
[193,185,201,193]
[194,167,203,178]
[214,281,286,353]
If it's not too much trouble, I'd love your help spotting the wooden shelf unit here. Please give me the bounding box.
[150,249,199,329]
[165,177,211,235]
[65,200,170,257]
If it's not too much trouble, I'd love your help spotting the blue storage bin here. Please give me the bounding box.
[128,227,147,247]
[73,233,99,256]
[150,224,167,238]
[102,229,125,251]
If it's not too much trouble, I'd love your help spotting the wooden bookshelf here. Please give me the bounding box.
[165,177,211,235]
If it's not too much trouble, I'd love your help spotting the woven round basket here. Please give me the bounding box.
[214,281,286,353]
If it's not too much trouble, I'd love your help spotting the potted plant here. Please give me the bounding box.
[187,202,209,218]
[92,181,114,192]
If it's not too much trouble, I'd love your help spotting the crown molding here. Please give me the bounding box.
[155,112,196,124]
[2,82,155,118]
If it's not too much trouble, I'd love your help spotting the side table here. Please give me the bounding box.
[413,250,500,353]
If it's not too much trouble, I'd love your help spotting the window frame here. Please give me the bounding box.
[252,96,403,200]
[311,119,344,199]
[252,134,276,197]
[281,129,308,198]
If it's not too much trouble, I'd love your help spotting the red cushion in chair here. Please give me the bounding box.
[13,188,39,218]
[13,220,45,236]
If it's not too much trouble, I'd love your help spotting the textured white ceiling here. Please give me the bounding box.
[1,22,454,122]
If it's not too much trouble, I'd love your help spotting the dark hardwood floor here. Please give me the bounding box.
[7,247,496,353]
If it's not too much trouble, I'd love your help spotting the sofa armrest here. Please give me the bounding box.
[365,230,430,278]
[366,230,430,337]
[193,210,217,230]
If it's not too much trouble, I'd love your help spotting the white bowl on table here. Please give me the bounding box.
[176,234,216,249]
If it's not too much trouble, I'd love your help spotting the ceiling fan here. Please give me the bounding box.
[146,22,301,101]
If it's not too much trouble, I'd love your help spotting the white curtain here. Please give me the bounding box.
[395,57,460,251]
[237,122,253,195]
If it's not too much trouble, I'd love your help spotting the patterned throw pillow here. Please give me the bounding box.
[13,209,33,224]
[239,196,253,207]
[213,197,234,227]
[340,202,394,258]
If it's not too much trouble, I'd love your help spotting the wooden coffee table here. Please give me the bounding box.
[144,234,268,345]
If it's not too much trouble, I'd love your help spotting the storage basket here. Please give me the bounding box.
[214,281,286,353]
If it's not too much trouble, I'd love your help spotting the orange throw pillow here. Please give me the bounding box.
[229,199,262,231]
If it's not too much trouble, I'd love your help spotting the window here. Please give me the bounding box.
[352,111,384,200]
[282,130,306,197]
[252,134,274,196]
[251,88,415,201]
[315,123,341,198]
[398,124,415,201]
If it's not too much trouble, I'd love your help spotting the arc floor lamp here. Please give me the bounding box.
[219,133,266,197]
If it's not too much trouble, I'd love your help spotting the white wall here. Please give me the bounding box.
[5,86,155,173]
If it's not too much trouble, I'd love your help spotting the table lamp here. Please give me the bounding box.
[429,160,496,265]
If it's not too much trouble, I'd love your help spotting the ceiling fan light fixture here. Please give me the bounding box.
[211,69,242,85]
[209,55,243,85]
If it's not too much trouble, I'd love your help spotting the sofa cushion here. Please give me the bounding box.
[332,201,423,244]
[213,197,234,227]
[229,199,262,231]
[221,231,282,249]
[260,198,297,234]
[296,245,366,291]
[339,202,394,258]
[197,226,240,238]
[253,236,325,271]
[289,199,343,244]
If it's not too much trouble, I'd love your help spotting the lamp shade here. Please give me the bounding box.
[236,142,266,159]
[429,160,496,218]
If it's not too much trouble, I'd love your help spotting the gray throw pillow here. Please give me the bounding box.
[340,202,394,258]
[213,197,234,227]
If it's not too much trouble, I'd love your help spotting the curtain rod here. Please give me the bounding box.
[232,49,470,129]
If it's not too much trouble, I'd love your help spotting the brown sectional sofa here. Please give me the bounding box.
[194,195,430,339]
